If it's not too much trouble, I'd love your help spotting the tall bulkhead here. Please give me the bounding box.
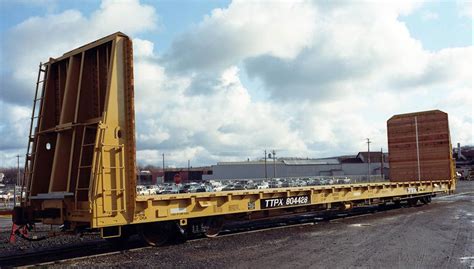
[387,110,455,183]
[21,32,136,227]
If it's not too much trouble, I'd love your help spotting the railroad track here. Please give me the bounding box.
[0,202,415,268]
[0,239,147,268]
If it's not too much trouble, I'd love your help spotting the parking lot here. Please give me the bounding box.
[136,175,383,195]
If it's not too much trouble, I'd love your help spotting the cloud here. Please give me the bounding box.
[133,61,310,166]
[133,38,155,58]
[421,10,439,21]
[163,0,317,73]
[0,101,30,162]
[243,1,436,101]
[0,0,159,166]
[456,0,473,18]
[157,0,472,160]
[1,0,158,106]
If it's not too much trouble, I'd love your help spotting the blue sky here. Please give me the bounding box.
[0,0,472,167]
[1,0,231,53]
[400,1,472,50]
[1,0,471,53]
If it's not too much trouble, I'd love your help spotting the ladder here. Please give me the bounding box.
[74,126,127,215]
[74,125,99,211]
[21,63,47,204]
[100,143,127,215]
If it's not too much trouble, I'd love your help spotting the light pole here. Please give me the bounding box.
[272,150,276,178]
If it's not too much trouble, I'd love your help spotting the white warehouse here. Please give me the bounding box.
[204,152,389,181]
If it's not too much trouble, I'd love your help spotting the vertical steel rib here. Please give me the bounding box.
[415,116,421,181]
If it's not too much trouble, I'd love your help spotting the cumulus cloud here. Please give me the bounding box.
[421,11,439,21]
[456,0,473,18]
[0,101,31,167]
[163,0,317,73]
[0,0,159,166]
[133,60,310,165]
[244,1,434,101]
[0,101,30,151]
[133,38,155,58]
[1,0,158,106]
[158,0,471,160]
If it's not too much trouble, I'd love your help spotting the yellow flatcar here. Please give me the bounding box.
[12,33,455,246]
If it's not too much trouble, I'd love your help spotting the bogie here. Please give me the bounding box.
[139,222,185,246]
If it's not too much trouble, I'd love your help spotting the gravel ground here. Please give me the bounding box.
[50,180,473,269]
[0,222,101,258]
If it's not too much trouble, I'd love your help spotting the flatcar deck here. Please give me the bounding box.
[127,180,451,227]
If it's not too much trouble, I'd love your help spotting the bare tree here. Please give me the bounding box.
[0,167,24,184]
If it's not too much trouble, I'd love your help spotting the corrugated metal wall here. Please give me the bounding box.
[205,162,385,180]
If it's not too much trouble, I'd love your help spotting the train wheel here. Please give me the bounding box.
[420,197,427,204]
[139,222,175,246]
[407,198,418,207]
[204,217,225,238]
[394,200,401,207]
[420,196,432,204]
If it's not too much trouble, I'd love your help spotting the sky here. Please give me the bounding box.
[0,0,472,168]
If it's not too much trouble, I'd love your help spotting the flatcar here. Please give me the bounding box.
[12,33,456,246]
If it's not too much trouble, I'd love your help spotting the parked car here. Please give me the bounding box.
[162,186,179,194]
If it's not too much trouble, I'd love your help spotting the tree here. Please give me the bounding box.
[0,167,24,184]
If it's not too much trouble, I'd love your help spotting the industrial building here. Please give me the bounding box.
[136,151,389,184]
[204,151,389,181]
[137,167,213,185]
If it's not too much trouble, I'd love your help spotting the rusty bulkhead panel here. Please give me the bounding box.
[387,110,455,183]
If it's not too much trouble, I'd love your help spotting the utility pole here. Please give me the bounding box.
[15,155,20,206]
[264,150,267,179]
[272,150,276,178]
[187,159,190,182]
[162,153,165,181]
[366,138,371,182]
